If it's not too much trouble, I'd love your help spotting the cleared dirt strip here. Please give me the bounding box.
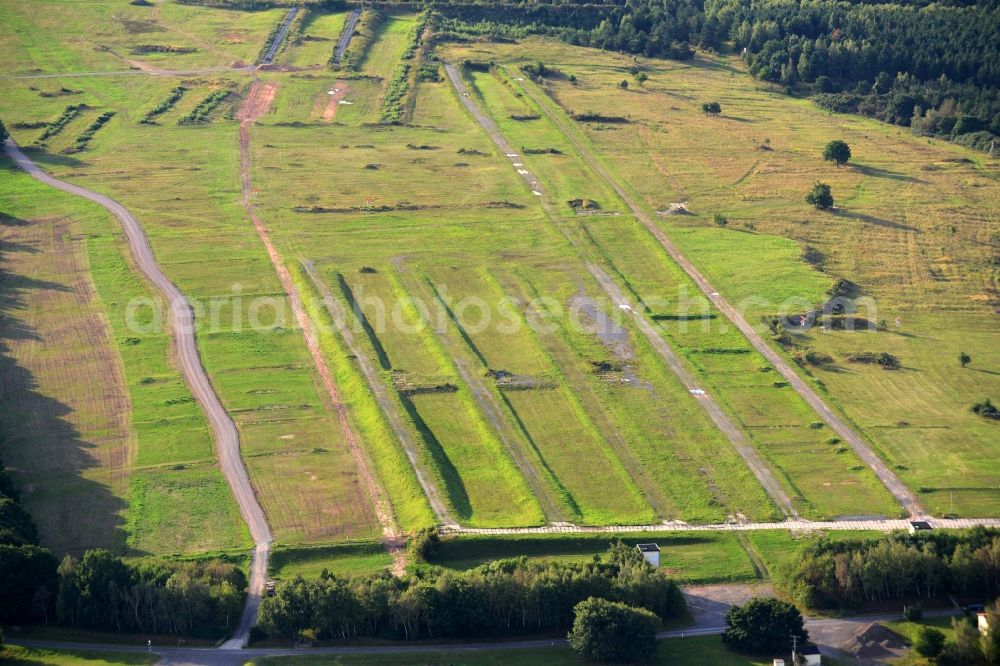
[3,139,273,650]
[443,63,795,519]
[512,72,925,519]
[301,260,455,527]
[237,79,405,586]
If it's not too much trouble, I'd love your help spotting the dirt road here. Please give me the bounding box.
[237,80,406,576]
[444,63,797,519]
[3,139,273,649]
[511,73,924,518]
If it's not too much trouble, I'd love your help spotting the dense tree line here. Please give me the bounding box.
[0,450,60,626]
[259,540,685,640]
[783,527,1000,610]
[426,0,1000,150]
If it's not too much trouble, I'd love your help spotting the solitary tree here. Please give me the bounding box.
[702,101,721,115]
[568,597,658,663]
[823,140,852,167]
[634,72,649,86]
[914,626,946,659]
[806,182,834,209]
[618,79,629,90]
[713,213,728,226]
[0,118,8,143]
[722,597,807,655]
[960,351,971,368]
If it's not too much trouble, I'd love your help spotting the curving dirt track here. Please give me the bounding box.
[2,139,273,649]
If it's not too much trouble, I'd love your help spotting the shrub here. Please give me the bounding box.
[914,626,945,658]
[568,598,658,663]
[702,101,721,115]
[806,182,834,209]
[903,604,923,621]
[722,597,807,654]
[823,139,852,166]
[971,398,1000,420]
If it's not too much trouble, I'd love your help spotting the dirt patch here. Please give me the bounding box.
[320,82,348,122]
[571,292,633,361]
[237,81,278,123]
[841,622,908,661]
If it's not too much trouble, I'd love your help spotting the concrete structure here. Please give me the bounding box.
[637,543,660,567]
[800,644,822,665]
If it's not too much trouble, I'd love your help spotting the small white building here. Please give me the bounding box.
[908,520,933,534]
[800,644,822,665]
[979,612,990,636]
[636,543,660,567]
[772,660,785,666]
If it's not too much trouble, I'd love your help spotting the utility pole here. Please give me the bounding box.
[791,633,799,665]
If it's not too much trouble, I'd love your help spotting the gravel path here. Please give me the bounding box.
[3,139,273,650]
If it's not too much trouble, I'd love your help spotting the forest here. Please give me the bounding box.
[258,540,685,640]
[781,528,1000,610]
[427,0,1000,151]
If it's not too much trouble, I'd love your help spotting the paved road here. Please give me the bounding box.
[331,8,362,65]
[3,140,273,649]
[11,607,957,664]
[443,63,797,518]
[510,72,925,519]
[259,7,299,65]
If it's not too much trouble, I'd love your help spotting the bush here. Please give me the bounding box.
[914,626,945,658]
[823,139,851,166]
[722,597,806,654]
[701,101,721,115]
[568,597,658,663]
[903,604,923,621]
[806,182,834,209]
[972,398,1000,420]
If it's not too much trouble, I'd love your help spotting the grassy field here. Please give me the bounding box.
[286,9,348,69]
[0,67,383,548]
[0,645,156,666]
[269,541,394,579]
[428,532,761,584]
[2,0,997,566]
[0,157,247,556]
[442,37,1000,518]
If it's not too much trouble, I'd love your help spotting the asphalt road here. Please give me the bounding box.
[510,71,925,519]
[259,7,299,65]
[12,607,958,664]
[3,139,273,649]
[331,8,362,66]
